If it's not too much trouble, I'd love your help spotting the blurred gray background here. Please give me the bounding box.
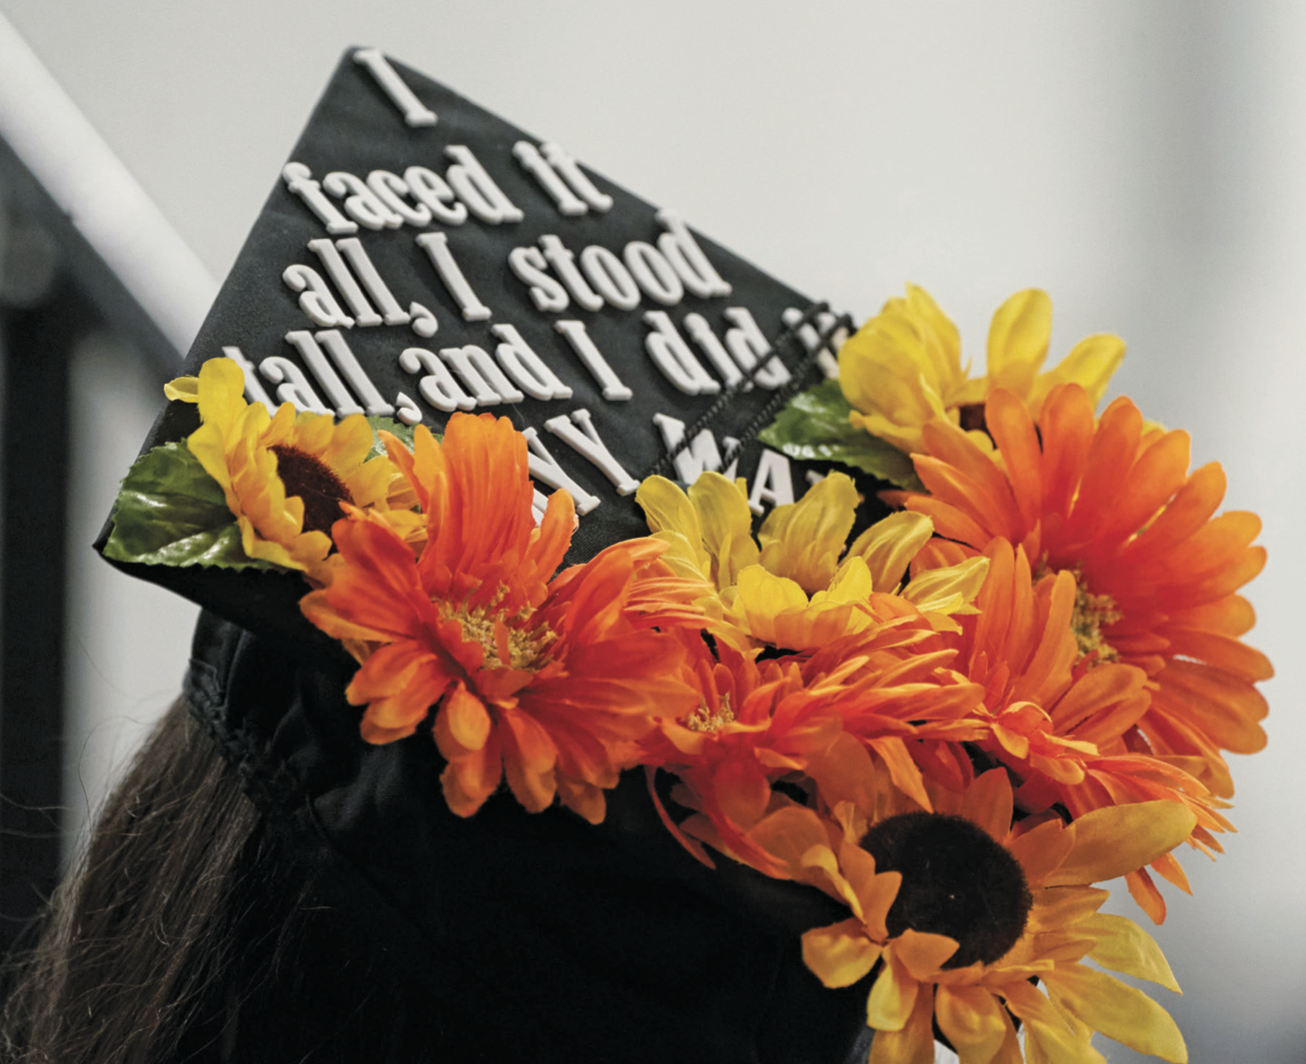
[0,2,1299,1061]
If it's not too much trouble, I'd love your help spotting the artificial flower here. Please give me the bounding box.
[839,285,1125,455]
[935,536,1233,921]
[886,385,1272,806]
[168,357,396,580]
[637,470,989,652]
[300,412,705,823]
[754,772,1194,1064]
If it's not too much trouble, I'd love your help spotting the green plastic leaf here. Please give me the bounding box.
[103,442,277,570]
[365,415,426,461]
[757,379,923,489]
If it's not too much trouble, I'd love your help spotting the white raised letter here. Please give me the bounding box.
[643,311,719,395]
[223,346,275,412]
[652,413,739,483]
[748,450,795,515]
[539,235,603,311]
[415,232,492,321]
[656,209,732,297]
[540,143,613,212]
[259,356,331,414]
[491,324,572,401]
[323,172,404,230]
[508,246,569,312]
[523,427,602,514]
[399,347,475,412]
[513,141,588,216]
[554,320,632,401]
[282,264,354,329]
[281,163,357,235]
[444,145,524,224]
[544,410,640,495]
[353,48,438,127]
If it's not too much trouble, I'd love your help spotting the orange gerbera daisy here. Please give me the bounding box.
[887,384,1271,801]
[938,536,1232,922]
[747,772,1194,1064]
[168,356,396,581]
[300,413,703,823]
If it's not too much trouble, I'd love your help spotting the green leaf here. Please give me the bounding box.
[757,379,923,489]
[102,442,278,570]
[365,415,423,461]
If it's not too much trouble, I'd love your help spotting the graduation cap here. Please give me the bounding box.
[94,47,874,649]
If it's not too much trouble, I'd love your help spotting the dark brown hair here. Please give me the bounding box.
[1,702,295,1063]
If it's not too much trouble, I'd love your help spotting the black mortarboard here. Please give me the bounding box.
[96,47,868,652]
[91,48,884,1062]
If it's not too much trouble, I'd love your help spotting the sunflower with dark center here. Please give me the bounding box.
[169,358,397,580]
[746,769,1195,1063]
[860,811,1032,969]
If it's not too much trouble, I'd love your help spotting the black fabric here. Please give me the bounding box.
[185,610,876,1062]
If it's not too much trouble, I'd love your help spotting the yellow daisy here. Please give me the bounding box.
[838,285,1125,455]
[635,470,989,651]
[167,357,396,581]
[751,771,1194,1064]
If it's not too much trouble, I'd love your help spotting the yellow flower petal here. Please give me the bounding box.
[801,918,882,988]
[1045,964,1188,1063]
[758,472,859,594]
[1083,912,1182,992]
[867,951,919,1031]
[987,288,1052,397]
[163,374,200,402]
[935,984,1010,1064]
[846,511,935,592]
[867,983,937,1064]
[1046,801,1197,887]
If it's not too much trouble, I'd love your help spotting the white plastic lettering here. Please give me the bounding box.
[399,347,475,412]
[651,414,740,483]
[624,242,683,306]
[540,143,613,212]
[580,245,640,310]
[366,170,432,227]
[544,410,640,495]
[322,172,403,230]
[258,356,331,414]
[554,320,632,401]
[725,307,790,389]
[444,145,524,224]
[748,450,795,514]
[315,330,395,416]
[222,346,275,412]
[282,264,354,329]
[403,167,468,225]
[655,209,732,297]
[491,324,572,401]
[353,48,437,127]
[439,344,524,405]
[335,238,410,326]
[539,234,603,311]
[281,163,357,235]
[512,141,588,216]
[415,232,492,321]
[508,246,569,312]
[284,330,364,417]
[682,313,743,388]
[307,238,382,327]
[522,427,602,514]
[643,311,719,394]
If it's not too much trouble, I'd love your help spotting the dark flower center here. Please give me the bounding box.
[957,403,988,435]
[270,445,354,536]
[861,811,1032,969]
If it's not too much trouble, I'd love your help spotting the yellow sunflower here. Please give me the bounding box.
[166,357,396,581]
[746,771,1194,1064]
[839,285,1125,455]
[635,470,989,652]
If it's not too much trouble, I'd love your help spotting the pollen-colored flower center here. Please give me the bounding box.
[271,445,354,536]
[685,694,735,733]
[861,811,1032,969]
[1070,579,1122,664]
[450,602,555,671]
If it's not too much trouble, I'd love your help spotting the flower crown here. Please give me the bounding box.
[104,284,1269,1064]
